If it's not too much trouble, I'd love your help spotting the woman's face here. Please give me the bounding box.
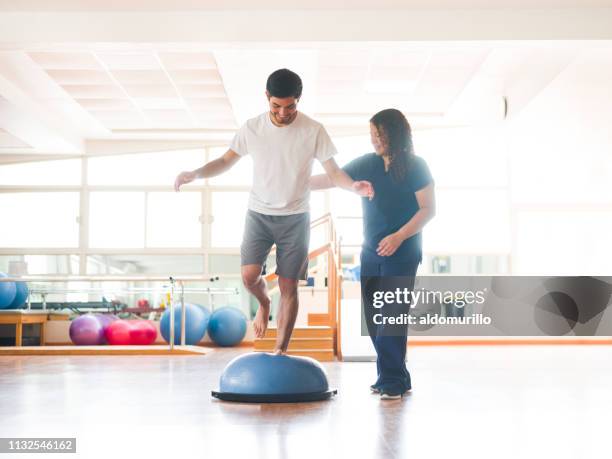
[370,123,386,156]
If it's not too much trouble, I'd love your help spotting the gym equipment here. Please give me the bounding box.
[137,298,150,309]
[7,282,28,309]
[211,352,337,403]
[105,319,132,345]
[0,273,17,309]
[94,313,119,329]
[93,314,119,344]
[129,320,158,345]
[207,306,247,347]
[160,303,210,345]
[69,314,105,345]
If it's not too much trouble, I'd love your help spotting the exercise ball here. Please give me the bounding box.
[93,314,119,344]
[129,320,157,345]
[212,352,337,403]
[94,313,119,329]
[160,303,210,345]
[105,319,132,345]
[70,314,105,345]
[0,273,17,309]
[7,282,29,309]
[208,306,247,347]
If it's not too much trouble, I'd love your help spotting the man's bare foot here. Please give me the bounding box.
[253,298,271,339]
[272,348,285,356]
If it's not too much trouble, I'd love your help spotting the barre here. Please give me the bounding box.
[0,275,226,350]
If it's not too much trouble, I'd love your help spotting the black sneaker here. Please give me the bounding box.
[370,384,381,393]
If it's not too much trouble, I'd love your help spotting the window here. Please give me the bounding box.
[0,159,81,186]
[88,150,204,186]
[146,192,201,247]
[309,191,327,220]
[330,188,362,218]
[86,255,204,275]
[208,254,241,274]
[0,192,80,247]
[210,191,249,247]
[89,192,145,248]
[336,218,364,246]
[0,255,79,275]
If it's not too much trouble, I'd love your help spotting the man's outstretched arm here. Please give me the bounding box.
[174,149,241,191]
[318,158,374,199]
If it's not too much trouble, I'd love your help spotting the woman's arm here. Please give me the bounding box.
[377,184,436,257]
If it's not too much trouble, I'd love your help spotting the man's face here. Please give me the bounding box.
[267,93,299,125]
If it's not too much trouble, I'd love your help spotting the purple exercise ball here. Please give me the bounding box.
[93,314,119,344]
[69,314,105,345]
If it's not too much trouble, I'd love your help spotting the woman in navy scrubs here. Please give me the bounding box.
[310,108,436,399]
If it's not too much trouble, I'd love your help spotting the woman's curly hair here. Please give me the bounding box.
[370,108,415,183]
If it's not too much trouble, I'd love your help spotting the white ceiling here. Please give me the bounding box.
[2,0,612,10]
[0,41,605,158]
[28,50,235,131]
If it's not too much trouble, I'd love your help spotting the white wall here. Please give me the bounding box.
[507,48,612,274]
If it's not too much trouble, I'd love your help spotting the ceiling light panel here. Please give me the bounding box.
[144,109,191,121]
[96,53,162,70]
[185,97,233,111]
[178,84,227,98]
[111,70,172,85]
[61,84,126,98]
[191,118,237,129]
[121,85,178,98]
[167,69,222,84]
[368,49,430,69]
[46,69,114,85]
[158,52,217,70]
[318,65,368,82]
[88,110,143,122]
[27,52,102,70]
[75,99,133,111]
[132,97,185,110]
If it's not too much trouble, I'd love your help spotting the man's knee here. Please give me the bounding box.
[241,265,262,289]
[278,277,299,298]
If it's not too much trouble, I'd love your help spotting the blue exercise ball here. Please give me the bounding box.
[8,282,29,309]
[160,303,210,345]
[0,273,17,310]
[212,352,337,403]
[208,306,247,347]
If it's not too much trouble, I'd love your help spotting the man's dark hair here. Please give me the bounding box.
[266,68,303,99]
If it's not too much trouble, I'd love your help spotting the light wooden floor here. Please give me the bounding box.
[0,345,210,356]
[1,345,611,459]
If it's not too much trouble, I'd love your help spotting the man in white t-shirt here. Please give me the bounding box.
[175,69,373,354]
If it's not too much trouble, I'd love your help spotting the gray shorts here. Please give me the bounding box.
[241,210,310,280]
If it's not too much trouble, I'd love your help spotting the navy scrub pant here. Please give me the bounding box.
[360,255,419,394]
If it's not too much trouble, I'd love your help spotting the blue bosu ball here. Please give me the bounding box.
[212,352,337,403]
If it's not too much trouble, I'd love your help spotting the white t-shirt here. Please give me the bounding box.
[230,112,337,215]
